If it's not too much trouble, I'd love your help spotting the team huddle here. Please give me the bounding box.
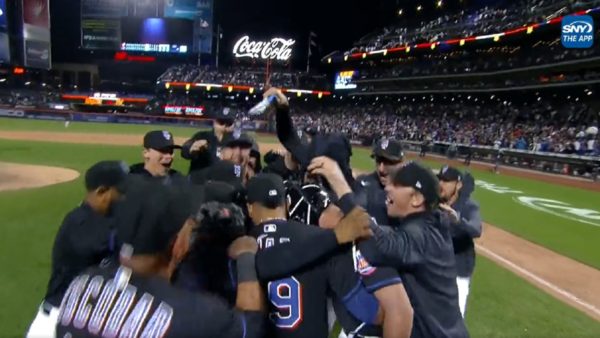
[26,88,482,338]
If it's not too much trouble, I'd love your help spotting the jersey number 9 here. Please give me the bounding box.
[267,277,303,329]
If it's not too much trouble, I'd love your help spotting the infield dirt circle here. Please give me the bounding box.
[0,161,80,192]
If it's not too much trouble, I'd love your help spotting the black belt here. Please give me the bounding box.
[42,300,55,315]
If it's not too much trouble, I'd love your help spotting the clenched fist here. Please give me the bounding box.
[190,139,208,153]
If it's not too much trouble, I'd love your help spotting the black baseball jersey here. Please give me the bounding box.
[353,172,389,225]
[44,203,114,307]
[252,220,403,338]
[56,264,263,338]
[128,163,188,187]
[252,219,330,338]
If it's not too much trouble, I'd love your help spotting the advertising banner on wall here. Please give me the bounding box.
[23,0,51,69]
[24,40,50,68]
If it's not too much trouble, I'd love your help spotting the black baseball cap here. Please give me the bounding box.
[372,138,404,162]
[246,173,286,208]
[214,107,235,123]
[191,160,244,190]
[392,161,440,207]
[225,132,254,148]
[120,183,197,255]
[85,160,129,193]
[143,130,181,151]
[203,181,237,203]
[437,165,462,182]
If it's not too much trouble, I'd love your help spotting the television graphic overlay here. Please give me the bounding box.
[562,15,594,48]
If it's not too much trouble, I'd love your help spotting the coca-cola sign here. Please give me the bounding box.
[233,36,295,61]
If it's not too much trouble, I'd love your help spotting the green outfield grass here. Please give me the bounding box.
[1,138,599,337]
[0,117,202,137]
[2,118,599,268]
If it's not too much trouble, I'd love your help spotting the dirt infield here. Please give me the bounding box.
[0,162,80,192]
[1,130,599,320]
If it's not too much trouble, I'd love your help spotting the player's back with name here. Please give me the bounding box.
[253,219,329,338]
[56,264,259,338]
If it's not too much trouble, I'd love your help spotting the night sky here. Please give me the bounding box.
[49,0,505,67]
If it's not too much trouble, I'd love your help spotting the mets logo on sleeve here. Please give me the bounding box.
[561,15,594,48]
[353,247,376,276]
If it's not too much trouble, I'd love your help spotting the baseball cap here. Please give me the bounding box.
[246,173,286,208]
[224,132,254,148]
[203,181,237,203]
[143,130,181,151]
[372,138,404,162]
[119,182,196,255]
[437,165,462,182]
[85,160,129,193]
[191,160,244,190]
[214,107,235,124]
[392,161,440,207]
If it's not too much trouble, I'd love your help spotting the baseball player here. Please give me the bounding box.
[310,158,469,338]
[129,130,187,186]
[246,174,377,338]
[354,138,405,224]
[319,204,413,338]
[181,108,235,174]
[56,182,265,338]
[26,161,129,338]
[493,139,503,174]
[248,174,412,337]
[438,166,482,317]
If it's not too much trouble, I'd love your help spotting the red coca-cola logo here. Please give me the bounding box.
[233,36,295,61]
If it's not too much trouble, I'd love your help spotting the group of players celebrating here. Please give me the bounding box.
[26,88,481,338]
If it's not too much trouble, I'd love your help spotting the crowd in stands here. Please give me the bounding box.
[347,0,596,54]
[290,98,600,156]
[358,69,600,92]
[0,89,61,107]
[358,38,600,80]
[158,65,299,88]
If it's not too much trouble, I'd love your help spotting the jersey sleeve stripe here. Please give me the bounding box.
[365,277,403,293]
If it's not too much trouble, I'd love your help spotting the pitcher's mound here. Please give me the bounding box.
[0,162,80,192]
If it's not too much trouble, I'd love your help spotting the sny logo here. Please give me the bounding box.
[561,15,594,48]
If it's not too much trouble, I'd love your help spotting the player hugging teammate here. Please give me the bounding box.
[27,88,480,338]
